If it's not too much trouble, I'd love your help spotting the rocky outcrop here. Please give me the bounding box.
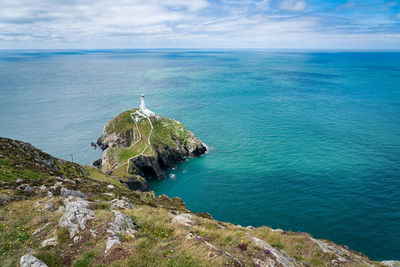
[109,197,134,210]
[247,234,303,267]
[172,213,195,226]
[60,188,86,199]
[129,154,165,179]
[120,175,149,191]
[92,158,102,167]
[59,199,95,242]
[20,254,48,267]
[382,261,400,267]
[105,211,137,253]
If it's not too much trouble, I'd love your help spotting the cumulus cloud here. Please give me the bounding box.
[277,0,306,11]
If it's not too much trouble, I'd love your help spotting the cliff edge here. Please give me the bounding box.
[96,108,206,184]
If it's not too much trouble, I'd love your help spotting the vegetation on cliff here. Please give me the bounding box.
[0,137,393,267]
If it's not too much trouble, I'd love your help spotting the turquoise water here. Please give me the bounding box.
[0,50,399,260]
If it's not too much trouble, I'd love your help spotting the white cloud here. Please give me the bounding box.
[0,0,399,49]
[278,0,306,11]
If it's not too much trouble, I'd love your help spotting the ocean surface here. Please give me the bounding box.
[0,50,399,260]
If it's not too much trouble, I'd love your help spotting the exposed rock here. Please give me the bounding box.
[40,236,57,247]
[108,211,137,236]
[247,234,303,267]
[129,154,165,179]
[57,205,65,213]
[59,199,95,242]
[1,195,13,206]
[382,261,400,267]
[16,184,34,192]
[20,253,48,267]
[121,175,149,191]
[185,131,207,157]
[60,188,86,199]
[16,178,23,183]
[89,229,98,238]
[42,202,55,211]
[187,233,243,265]
[90,142,97,149]
[172,213,194,226]
[310,238,372,265]
[56,176,76,185]
[32,222,51,235]
[105,235,121,254]
[110,197,134,210]
[107,184,115,189]
[93,158,102,167]
[103,192,114,197]
[105,211,137,253]
[49,182,63,196]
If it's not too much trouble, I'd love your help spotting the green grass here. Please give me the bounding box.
[36,252,64,267]
[272,242,285,249]
[0,157,46,182]
[118,148,139,163]
[73,250,96,267]
[105,109,137,136]
[57,228,71,245]
[96,202,110,210]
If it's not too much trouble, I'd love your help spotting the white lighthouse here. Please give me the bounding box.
[140,94,146,111]
[138,94,158,118]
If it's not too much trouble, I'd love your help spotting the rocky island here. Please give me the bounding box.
[95,98,206,191]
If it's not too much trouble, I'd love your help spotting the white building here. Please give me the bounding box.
[139,94,157,117]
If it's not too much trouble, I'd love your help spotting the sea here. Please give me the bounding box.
[0,50,399,260]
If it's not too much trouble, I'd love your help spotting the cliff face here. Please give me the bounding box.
[1,137,396,267]
[96,109,206,182]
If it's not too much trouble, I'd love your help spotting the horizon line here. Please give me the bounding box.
[1,48,400,52]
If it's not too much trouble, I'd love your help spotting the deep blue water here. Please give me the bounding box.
[0,50,399,260]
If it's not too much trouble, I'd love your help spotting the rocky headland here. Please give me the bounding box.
[95,108,206,190]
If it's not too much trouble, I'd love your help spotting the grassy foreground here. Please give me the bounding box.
[0,137,387,267]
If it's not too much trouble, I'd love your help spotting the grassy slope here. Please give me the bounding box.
[0,191,379,267]
[0,137,85,182]
[0,139,383,267]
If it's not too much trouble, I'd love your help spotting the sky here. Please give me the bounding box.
[0,0,400,49]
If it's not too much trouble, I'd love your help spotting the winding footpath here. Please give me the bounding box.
[125,110,154,173]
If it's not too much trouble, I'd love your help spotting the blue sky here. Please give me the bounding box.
[0,0,399,49]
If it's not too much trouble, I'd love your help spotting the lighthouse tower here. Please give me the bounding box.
[138,94,159,118]
[140,94,146,111]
